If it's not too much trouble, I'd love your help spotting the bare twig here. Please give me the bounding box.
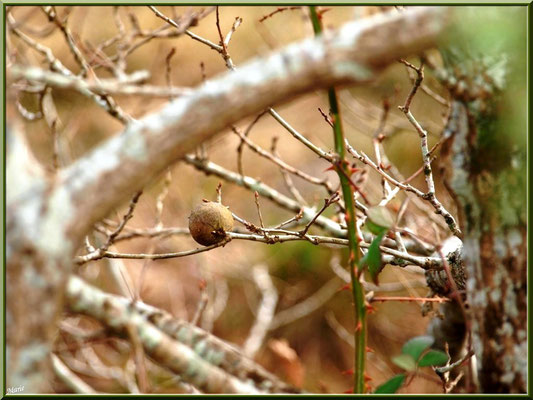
[224,17,242,47]
[259,6,302,23]
[270,277,341,330]
[244,265,278,358]
[268,108,334,162]
[165,47,177,93]
[254,191,265,229]
[398,60,460,237]
[271,137,309,206]
[184,155,347,237]
[8,18,131,123]
[148,6,221,52]
[233,126,333,193]
[299,192,340,236]
[41,6,91,77]
[191,280,209,326]
[10,65,191,98]
[51,353,99,394]
[125,323,150,393]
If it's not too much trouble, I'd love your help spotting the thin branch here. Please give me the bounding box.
[269,277,341,330]
[243,265,278,358]
[271,137,309,206]
[184,155,347,237]
[398,60,461,237]
[51,354,98,394]
[259,6,302,23]
[191,280,209,326]
[299,192,340,236]
[254,191,265,229]
[76,238,230,263]
[65,276,269,394]
[224,17,242,47]
[10,65,191,98]
[233,126,334,193]
[148,6,222,52]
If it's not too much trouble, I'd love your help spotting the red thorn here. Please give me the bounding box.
[364,373,373,382]
[323,165,337,173]
[341,368,354,376]
[344,213,351,223]
[338,283,351,292]
[343,388,354,394]
[366,304,376,314]
[355,320,362,332]
[366,346,375,353]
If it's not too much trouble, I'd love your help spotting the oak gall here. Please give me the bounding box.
[188,201,234,246]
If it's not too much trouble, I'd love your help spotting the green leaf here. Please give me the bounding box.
[366,206,394,235]
[418,349,449,367]
[374,373,405,394]
[402,336,434,361]
[360,231,385,284]
[391,354,417,371]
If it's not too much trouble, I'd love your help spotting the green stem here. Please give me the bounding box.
[308,6,366,394]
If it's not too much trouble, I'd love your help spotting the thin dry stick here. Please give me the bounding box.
[79,239,230,262]
[51,354,98,394]
[77,191,143,264]
[165,47,177,94]
[369,296,450,303]
[125,323,150,393]
[112,6,128,76]
[16,97,42,121]
[155,169,172,229]
[216,182,223,203]
[274,209,305,229]
[404,61,448,106]
[325,311,354,347]
[269,277,341,330]
[148,6,222,52]
[236,112,266,181]
[233,126,334,193]
[299,192,340,236]
[243,265,278,358]
[10,65,192,98]
[269,108,334,162]
[254,191,265,229]
[215,7,234,69]
[259,6,302,23]
[224,17,242,47]
[8,17,131,124]
[372,98,393,200]
[398,59,460,237]
[191,280,209,326]
[317,107,334,128]
[271,137,309,206]
[41,6,91,77]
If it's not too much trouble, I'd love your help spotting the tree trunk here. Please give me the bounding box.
[447,88,526,392]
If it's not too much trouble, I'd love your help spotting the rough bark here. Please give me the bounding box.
[446,97,526,392]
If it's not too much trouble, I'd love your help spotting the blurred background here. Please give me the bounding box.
[6,5,527,394]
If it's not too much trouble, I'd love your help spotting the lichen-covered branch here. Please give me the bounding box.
[65,276,301,393]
